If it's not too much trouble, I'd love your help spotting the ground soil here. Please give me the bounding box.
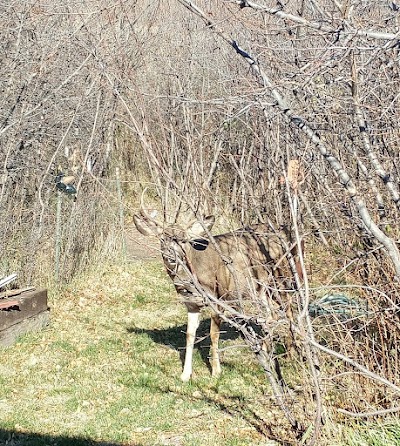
[125,224,160,261]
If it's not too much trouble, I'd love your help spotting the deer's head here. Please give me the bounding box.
[133,209,215,292]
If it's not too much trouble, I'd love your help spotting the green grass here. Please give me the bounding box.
[0,261,275,445]
[0,260,399,445]
[329,422,400,446]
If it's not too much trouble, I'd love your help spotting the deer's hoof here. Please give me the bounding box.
[180,371,191,382]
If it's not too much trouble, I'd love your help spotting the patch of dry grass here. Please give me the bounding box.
[1,260,399,446]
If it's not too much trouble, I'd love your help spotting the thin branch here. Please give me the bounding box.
[337,406,400,418]
[230,0,400,42]
[306,336,400,394]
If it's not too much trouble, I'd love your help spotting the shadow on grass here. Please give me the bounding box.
[0,429,142,446]
[150,379,294,446]
[126,320,296,444]
[126,318,241,374]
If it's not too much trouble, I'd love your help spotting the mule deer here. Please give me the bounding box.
[133,209,302,382]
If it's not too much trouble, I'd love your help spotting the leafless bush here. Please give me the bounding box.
[0,0,157,282]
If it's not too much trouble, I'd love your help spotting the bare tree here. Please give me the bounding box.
[0,0,157,281]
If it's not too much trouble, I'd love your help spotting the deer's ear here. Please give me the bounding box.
[133,213,162,236]
[187,215,215,238]
[203,215,216,231]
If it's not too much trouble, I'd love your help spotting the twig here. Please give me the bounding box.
[0,287,35,299]
[337,406,400,418]
[306,337,400,394]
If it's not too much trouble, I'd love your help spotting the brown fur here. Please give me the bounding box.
[133,212,302,381]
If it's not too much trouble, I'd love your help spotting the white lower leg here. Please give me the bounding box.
[180,311,200,382]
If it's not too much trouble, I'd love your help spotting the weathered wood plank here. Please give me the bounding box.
[0,310,50,347]
[0,289,48,331]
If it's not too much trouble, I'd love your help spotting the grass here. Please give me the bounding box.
[0,259,399,445]
[334,423,400,446]
[0,261,276,446]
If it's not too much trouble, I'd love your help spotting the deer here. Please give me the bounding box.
[133,207,302,382]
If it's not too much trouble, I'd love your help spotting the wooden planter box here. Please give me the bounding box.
[0,288,50,347]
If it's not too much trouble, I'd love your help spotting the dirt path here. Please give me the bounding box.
[125,224,160,261]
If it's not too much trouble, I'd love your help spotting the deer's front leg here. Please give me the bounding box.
[181,311,200,382]
[210,313,222,377]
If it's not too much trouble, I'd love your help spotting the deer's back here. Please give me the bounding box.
[188,228,289,298]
